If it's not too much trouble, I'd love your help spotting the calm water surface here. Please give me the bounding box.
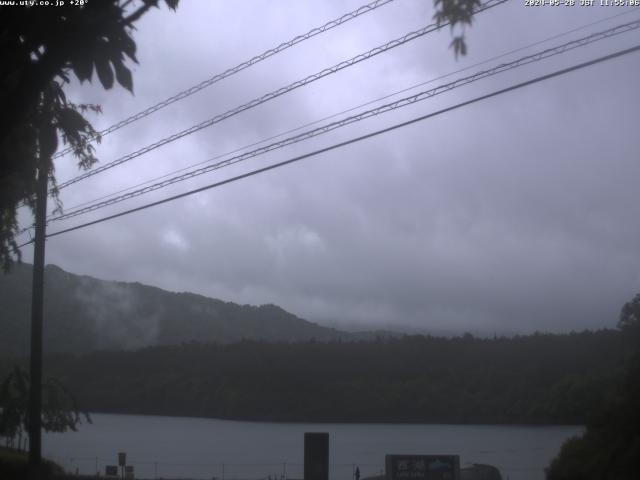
[43,413,582,480]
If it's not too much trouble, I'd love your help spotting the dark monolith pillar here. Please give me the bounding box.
[304,432,329,480]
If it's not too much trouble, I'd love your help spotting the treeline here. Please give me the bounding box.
[548,350,640,479]
[547,298,640,479]
[25,330,628,425]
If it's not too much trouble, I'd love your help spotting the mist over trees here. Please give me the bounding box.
[0,263,350,357]
[1,4,637,476]
[0,263,636,427]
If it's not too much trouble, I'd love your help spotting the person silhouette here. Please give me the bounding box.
[355,466,361,480]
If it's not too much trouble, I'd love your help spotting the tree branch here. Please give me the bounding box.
[122,2,156,27]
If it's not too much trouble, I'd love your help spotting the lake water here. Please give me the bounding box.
[42,413,582,480]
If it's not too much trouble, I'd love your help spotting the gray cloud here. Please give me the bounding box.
[19,0,640,335]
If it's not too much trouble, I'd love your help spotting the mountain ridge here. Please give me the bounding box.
[0,263,365,356]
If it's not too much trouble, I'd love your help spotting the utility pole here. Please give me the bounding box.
[28,133,50,480]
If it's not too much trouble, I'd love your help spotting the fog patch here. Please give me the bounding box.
[74,278,161,349]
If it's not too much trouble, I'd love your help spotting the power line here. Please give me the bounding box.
[54,0,507,192]
[51,0,397,160]
[16,43,638,247]
[16,10,637,237]
[47,19,640,224]
[57,8,640,216]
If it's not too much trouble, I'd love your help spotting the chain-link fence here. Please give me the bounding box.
[47,457,385,480]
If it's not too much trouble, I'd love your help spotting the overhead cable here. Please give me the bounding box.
[54,0,507,191]
[16,43,638,247]
[48,19,640,224]
[52,0,398,160]
[60,8,640,215]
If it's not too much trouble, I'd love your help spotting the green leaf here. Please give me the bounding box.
[54,85,67,105]
[450,36,467,59]
[113,57,133,92]
[58,108,90,135]
[95,57,114,89]
[120,33,138,63]
[71,56,93,83]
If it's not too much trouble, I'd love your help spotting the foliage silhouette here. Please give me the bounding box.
[546,293,640,480]
[0,0,180,271]
[0,366,91,450]
[0,446,64,480]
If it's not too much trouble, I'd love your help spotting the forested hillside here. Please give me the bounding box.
[0,263,349,356]
[26,331,626,425]
[1,265,631,425]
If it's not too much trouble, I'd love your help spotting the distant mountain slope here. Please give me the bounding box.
[0,263,349,356]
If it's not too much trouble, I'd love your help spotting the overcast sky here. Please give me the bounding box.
[16,0,640,334]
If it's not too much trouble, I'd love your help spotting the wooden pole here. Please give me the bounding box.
[28,152,49,479]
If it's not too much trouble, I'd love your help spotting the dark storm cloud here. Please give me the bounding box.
[22,0,640,334]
